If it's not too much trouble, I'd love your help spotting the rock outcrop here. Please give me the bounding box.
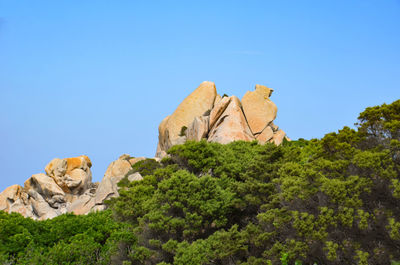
[156,82,289,157]
[1,80,290,220]
[0,154,144,219]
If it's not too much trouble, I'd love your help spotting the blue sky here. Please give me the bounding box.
[0,0,399,190]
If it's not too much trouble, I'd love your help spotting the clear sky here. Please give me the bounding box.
[0,0,399,191]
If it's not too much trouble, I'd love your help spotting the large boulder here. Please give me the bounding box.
[45,155,92,194]
[44,158,67,188]
[241,84,277,134]
[24,173,65,201]
[157,81,217,156]
[208,96,255,144]
[127,172,144,182]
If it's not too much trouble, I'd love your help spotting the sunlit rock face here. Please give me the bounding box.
[155,82,289,158]
[156,81,217,157]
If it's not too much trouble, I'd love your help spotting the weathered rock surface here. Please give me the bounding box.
[1,154,146,219]
[241,84,277,134]
[155,82,288,158]
[208,96,255,144]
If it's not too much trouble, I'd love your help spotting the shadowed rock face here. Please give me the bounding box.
[155,82,289,158]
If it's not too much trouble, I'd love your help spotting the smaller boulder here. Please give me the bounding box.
[270,130,286,145]
[0,185,22,211]
[256,126,274,144]
[127,172,144,182]
[67,195,95,215]
[129,157,146,165]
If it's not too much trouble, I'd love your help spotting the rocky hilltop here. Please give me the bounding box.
[0,81,288,219]
[156,81,288,158]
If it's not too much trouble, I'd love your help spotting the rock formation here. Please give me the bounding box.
[156,81,289,157]
[0,154,143,219]
[0,80,289,219]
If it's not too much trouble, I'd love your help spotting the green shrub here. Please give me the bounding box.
[179,126,187,137]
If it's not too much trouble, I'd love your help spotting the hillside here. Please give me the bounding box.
[0,98,399,264]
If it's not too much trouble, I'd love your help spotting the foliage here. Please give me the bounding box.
[0,210,134,264]
[179,126,187,137]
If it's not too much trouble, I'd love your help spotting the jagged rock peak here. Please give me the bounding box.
[156,82,289,158]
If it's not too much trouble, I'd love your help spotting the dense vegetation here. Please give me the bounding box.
[1,99,399,264]
[0,210,133,264]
